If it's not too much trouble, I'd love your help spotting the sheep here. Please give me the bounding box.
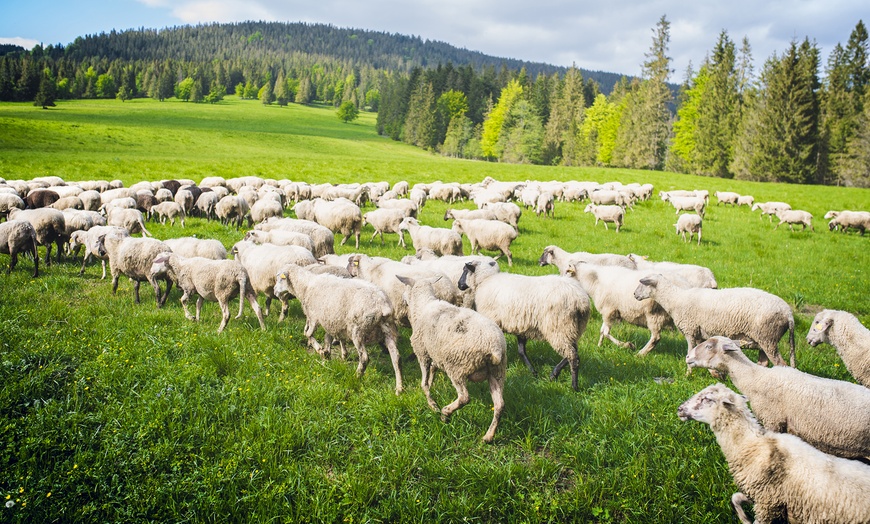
[68,226,129,278]
[361,208,408,247]
[686,336,870,460]
[678,382,870,524]
[376,197,418,218]
[135,193,158,217]
[458,260,591,391]
[713,191,740,206]
[451,218,516,266]
[480,201,522,229]
[583,204,624,232]
[0,193,25,219]
[589,189,623,206]
[250,198,283,224]
[735,195,755,207]
[401,249,500,308]
[674,213,702,245]
[627,254,718,289]
[825,210,870,235]
[400,217,463,256]
[150,252,265,333]
[255,217,334,258]
[149,201,186,227]
[294,198,362,249]
[49,196,84,211]
[0,219,39,277]
[635,273,793,367]
[101,196,137,215]
[96,234,173,306]
[7,208,66,266]
[668,196,706,217]
[243,229,315,253]
[194,191,219,220]
[565,262,674,357]
[106,208,151,237]
[162,237,227,260]
[216,195,250,229]
[230,240,316,321]
[409,187,427,209]
[24,189,60,209]
[443,208,497,222]
[273,264,403,394]
[807,309,870,387]
[774,209,813,232]
[535,192,555,217]
[397,275,506,442]
[538,245,636,274]
[78,190,102,211]
[751,201,791,221]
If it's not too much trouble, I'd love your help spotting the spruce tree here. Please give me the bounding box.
[695,31,740,177]
[274,70,289,106]
[33,68,56,108]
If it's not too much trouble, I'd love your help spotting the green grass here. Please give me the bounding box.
[1,97,869,522]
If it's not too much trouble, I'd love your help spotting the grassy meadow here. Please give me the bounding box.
[0,97,868,523]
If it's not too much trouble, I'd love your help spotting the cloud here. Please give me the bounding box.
[0,36,41,49]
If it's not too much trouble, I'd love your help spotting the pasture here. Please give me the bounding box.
[0,98,868,523]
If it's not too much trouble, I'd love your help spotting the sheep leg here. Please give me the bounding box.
[369,230,379,244]
[100,260,107,279]
[636,327,661,357]
[306,322,325,356]
[353,338,369,377]
[44,243,53,267]
[730,492,754,524]
[599,320,635,350]
[504,248,512,267]
[515,336,538,377]
[245,292,266,330]
[132,279,142,304]
[278,297,289,323]
[483,374,505,443]
[195,296,205,322]
[550,352,580,391]
[79,253,89,275]
[418,356,439,411]
[398,231,406,248]
[264,297,272,317]
[382,323,404,394]
[440,376,470,422]
[179,290,194,320]
[7,252,16,274]
[217,299,230,333]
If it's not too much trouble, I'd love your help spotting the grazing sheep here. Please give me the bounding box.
[77,190,102,211]
[459,260,591,391]
[583,204,624,232]
[751,201,791,222]
[687,336,870,461]
[162,237,227,260]
[0,193,25,219]
[409,187,427,209]
[250,198,283,224]
[397,275,506,442]
[243,229,315,253]
[255,217,334,258]
[274,264,403,394]
[807,309,870,387]
[713,191,740,206]
[635,274,794,367]
[96,235,173,306]
[150,201,186,227]
[362,208,408,247]
[674,213,703,245]
[736,195,755,207]
[194,191,219,220]
[230,240,316,321]
[480,201,522,229]
[0,219,39,277]
[402,249,500,308]
[565,262,674,357]
[774,209,813,232]
[535,192,555,218]
[49,196,84,211]
[627,254,718,289]
[69,226,129,278]
[295,198,362,249]
[24,189,60,209]
[825,210,870,235]
[668,196,706,217]
[216,195,250,229]
[678,382,870,524]
[7,208,66,266]
[150,252,265,333]
[106,208,151,237]
[538,245,636,274]
[400,217,463,256]
[443,208,497,222]
[451,218,516,266]
[376,197,418,218]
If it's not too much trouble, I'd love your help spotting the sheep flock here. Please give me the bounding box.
[1,173,869,519]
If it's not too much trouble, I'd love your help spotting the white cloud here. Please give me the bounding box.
[0,36,41,49]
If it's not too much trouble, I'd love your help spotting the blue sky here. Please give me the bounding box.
[1,0,865,79]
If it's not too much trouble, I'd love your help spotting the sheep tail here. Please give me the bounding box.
[236,271,248,319]
[788,318,796,367]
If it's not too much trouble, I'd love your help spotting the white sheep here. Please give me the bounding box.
[627,254,718,289]
[443,208,497,222]
[736,195,755,207]
[713,191,740,206]
[459,260,591,391]
[250,198,283,224]
[535,192,555,217]
[194,192,219,220]
[106,207,151,237]
[294,198,362,249]
[751,201,791,221]
[150,252,265,332]
[678,382,870,524]
[376,197,418,218]
[537,245,636,274]
[216,195,250,229]
[274,264,404,394]
[401,248,500,308]
[150,201,186,227]
[807,309,870,387]
[162,237,227,260]
[774,209,813,232]
[69,225,129,278]
[674,213,702,245]
[96,234,174,306]
[825,210,870,235]
[361,207,408,247]
[668,196,706,217]
[687,336,870,462]
[583,204,623,232]
[255,217,335,258]
[0,219,39,277]
[480,201,521,229]
[565,262,674,357]
[231,240,317,321]
[451,218,516,266]
[7,208,66,266]
[397,275,506,442]
[243,229,315,253]
[0,193,25,219]
[400,217,463,256]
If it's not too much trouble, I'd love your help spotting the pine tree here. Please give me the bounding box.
[260,81,273,105]
[33,67,56,108]
[544,65,585,166]
[274,70,289,106]
[695,31,740,177]
[403,81,437,149]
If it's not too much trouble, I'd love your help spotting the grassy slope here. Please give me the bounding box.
[0,98,868,523]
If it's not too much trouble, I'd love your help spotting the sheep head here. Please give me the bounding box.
[149,252,173,279]
[538,246,555,267]
[686,336,742,375]
[806,311,834,347]
[677,383,744,425]
[633,275,661,301]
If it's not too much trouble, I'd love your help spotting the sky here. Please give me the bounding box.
[1,0,865,79]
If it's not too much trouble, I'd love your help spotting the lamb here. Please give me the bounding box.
[230,240,316,321]
[535,192,555,218]
[78,190,102,211]
[68,225,129,278]
[713,191,740,206]
[49,196,83,211]
[774,209,813,232]
[678,382,870,524]
[162,237,227,260]
[480,201,522,229]
[243,229,315,253]
[583,204,624,232]
[95,234,173,306]
[294,198,362,249]
[397,275,506,442]
[627,254,718,289]
[459,260,591,391]
[451,218,516,266]
[376,198,418,218]
[400,217,463,256]
[565,262,674,357]
[751,201,791,221]
[194,191,219,220]
[24,189,60,209]
[668,196,706,217]
[807,309,870,387]
[362,207,408,247]
[215,195,250,229]
[273,264,403,394]
[250,198,283,224]
[255,217,334,258]
[686,336,870,460]
[0,193,25,219]
[150,252,265,333]
[106,208,151,237]
[7,208,66,266]
[149,201,186,227]
[674,213,702,245]
[825,210,870,235]
[443,208,497,222]
[736,195,755,207]
[538,245,636,274]
[0,219,39,277]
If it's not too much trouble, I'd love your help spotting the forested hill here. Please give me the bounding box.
[61,21,625,94]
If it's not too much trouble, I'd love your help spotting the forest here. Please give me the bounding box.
[1,18,868,186]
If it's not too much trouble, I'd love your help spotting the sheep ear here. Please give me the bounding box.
[720,339,741,352]
[279,273,287,280]
[463,261,477,273]
[814,318,832,332]
[396,275,414,287]
[638,276,656,286]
